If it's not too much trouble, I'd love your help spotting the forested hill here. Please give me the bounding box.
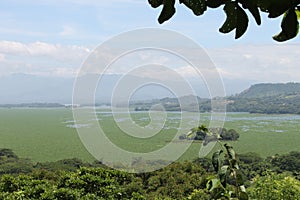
[227,82,300,114]
[237,83,300,98]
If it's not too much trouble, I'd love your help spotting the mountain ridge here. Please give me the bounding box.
[236,82,300,98]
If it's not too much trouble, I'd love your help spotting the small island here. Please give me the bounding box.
[179,125,240,142]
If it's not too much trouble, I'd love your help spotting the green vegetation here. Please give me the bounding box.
[208,144,248,199]
[227,83,300,114]
[180,125,240,142]
[1,148,300,199]
[133,83,300,114]
[0,103,65,108]
[0,109,300,162]
[248,172,300,200]
[148,0,300,41]
[0,108,94,162]
[133,96,211,112]
[234,83,300,98]
[1,108,299,198]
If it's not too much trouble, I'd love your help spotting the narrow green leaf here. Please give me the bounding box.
[158,0,176,24]
[224,144,236,159]
[148,0,163,8]
[206,178,220,191]
[180,0,207,16]
[206,0,226,8]
[212,150,223,173]
[219,165,229,188]
[219,1,237,34]
[235,4,249,39]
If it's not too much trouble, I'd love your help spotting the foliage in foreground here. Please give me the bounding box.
[148,0,300,41]
[1,148,300,199]
[248,172,300,200]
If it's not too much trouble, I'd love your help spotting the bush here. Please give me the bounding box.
[248,172,300,200]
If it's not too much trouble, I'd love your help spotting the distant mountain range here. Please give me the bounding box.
[1,74,300,114]
[0,73,253,104]
[132,82,300,114]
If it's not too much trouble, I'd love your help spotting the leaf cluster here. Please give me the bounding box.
[148,0,300,41]
[208,143,249,199]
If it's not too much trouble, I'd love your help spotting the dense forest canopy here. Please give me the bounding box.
[1,148,300,199]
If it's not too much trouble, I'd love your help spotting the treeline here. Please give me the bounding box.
[227,94,300,114]
[0,103,65,108]
[133,94,300,114]
[133,83,300,114]
[227,83,300,114]
[133,96,212,112]
[0,148,300,199]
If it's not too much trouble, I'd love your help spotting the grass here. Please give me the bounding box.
[0,109,299,163]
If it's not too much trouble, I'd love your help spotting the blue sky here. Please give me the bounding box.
[0,0,284,46]
[0,0,300,84]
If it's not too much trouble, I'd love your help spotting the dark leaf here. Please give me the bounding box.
[281,9,299,38]
[258,0,299,18]
[236,172,244,186]
[239,191,249,200]
[224,143,236,159]
[235,4,249,39]
[219,165,229,188]
[212,150,223,173]
[273,9,299,42]
[268,2,291,18]
[148,0,164,8]
[230,158,239,169]
[158,0,176,24]
[219,1,237,33]
[206,0,226,8]
[238,0,261,25]
[180,0,207,16]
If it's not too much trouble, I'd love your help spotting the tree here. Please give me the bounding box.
[220,129,240,141]
[148,0,300,41]
[248,172,300,200]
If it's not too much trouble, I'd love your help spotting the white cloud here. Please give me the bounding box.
[0,40,300,84]
[0,41,29,55]
[0,40,91,77]
[207,44,300,83]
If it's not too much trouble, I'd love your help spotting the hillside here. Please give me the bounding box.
[227,82,300,114]
[132,95,211,112]
[132,83,300,114]
[237,82,300,98]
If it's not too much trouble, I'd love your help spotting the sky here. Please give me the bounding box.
[0,0,300,89]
